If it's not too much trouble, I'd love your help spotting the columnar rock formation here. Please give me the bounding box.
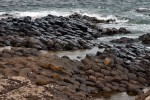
[0,43,149,99]
[0,14,149,99]
[0,14,130,50]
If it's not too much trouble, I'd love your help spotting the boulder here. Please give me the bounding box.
[139,33,150,44]
[110,37,138,43]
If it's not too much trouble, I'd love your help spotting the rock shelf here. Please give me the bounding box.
[0,43,149,99]
[0,14,130,50]
[0,14,149,99]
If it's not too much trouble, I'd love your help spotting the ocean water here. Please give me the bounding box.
[0,0,150,34]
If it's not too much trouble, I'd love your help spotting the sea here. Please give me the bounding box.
[0,0,150,30]
[0,0,150,29]
[0,0,150,41]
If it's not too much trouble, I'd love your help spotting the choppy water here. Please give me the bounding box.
[0,0,150,33]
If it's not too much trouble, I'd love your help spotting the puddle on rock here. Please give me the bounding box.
[0,46,11,51]
[93,88,150,100]
[0,46,150,100]
[93,92,135,100]
[40,47,105,60]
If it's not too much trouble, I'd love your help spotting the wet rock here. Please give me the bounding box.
[0,41,149,99]
[49,63,63,72]
[36,58,50,69]
[136,89,150,100]
[86,69,94,75]
[0,14,131,51]
[15,52,23,56]
[98,43,111,48]
[36,75,51,85]
[0,76,55,99]
[118,87,126,92]
[86,81,96,87]
[121,74,128,80]
[53,74,60,80]
[127,83,143,95]
[101,69,110,76]
[119,27,131,34]
[79,84,87,92]
[63,77,74,84]
[127,73,137,80]
[1,53,11,58]
[47,40,54,47]
[19,68,32,78]
[95,72,104,78]
[105,83,115,90]
[110,37,138,43]
[104,57,114,65]
[102,87,111,92]
[137,77,147,84]
[26,63,41,73]
[88,75,96,82]
[104,76,114,82]
[110,70,119,76]
[87,86,98,93]
[69,13,107,24]
[92,65,100,72]
[4,68,18,76]
[139,33,150,44]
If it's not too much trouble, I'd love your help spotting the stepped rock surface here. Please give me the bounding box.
[0,43,149,99]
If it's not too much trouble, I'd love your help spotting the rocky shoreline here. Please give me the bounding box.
[136,89,150,100]
[0,13,130,51]
[0,14,149,99]
[0,42,149,99]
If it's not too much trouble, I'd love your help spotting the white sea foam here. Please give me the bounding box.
[0,10,71,19]
[10,11,71,18]
[70,9,129,23]
[147,47,150,50]
[136,7,150,13]
[0,12,5,15]
[0,10,129,23]
[81,13,129,23]
[102,23,150,33]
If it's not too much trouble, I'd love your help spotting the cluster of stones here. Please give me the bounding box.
[110,37,139,43]
[0,14,150,99]
[0,76,54,99]
[0,43,149,99]
[0,47,39,58]
[109,33,150,45]
[136,89,150,100]
[139,33,150,44]
[80,43,150,95]
[0,54,91,99]
[0,13,130,50]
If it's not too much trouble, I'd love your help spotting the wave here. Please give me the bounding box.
[0,10,129,23]
[0,11,71,19]
[8,11,71,18]
[80,13,129,23]
[136,7,150,13]
[102,23,150,33]
[69,9,129,23]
